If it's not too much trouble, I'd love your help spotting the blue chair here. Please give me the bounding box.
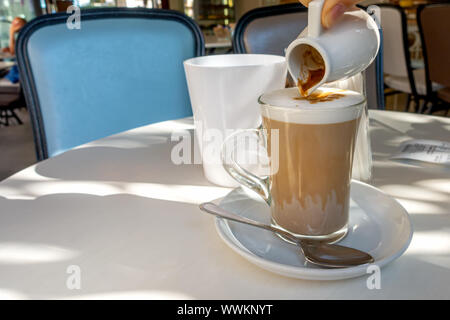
[233,3,385,110]
[16,8,204,160]
[360,4,385,111]
[233,3,308,57]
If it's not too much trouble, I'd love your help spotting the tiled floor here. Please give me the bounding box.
[0,96,448,182]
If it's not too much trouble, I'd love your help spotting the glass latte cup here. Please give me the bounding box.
[222,87,365,243]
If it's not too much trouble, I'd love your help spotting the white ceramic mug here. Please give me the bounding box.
[285,0,380,96]
[184,54,287,187]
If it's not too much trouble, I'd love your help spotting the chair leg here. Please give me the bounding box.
[420,100,432,114]
[418,100,425,114]
[4,110,9,126]
[405,94,411,112]
[9,109,23,125]
[428,97,450,115]
[413,98,421,113]
[0,108,23,126]
[426,100,434,114]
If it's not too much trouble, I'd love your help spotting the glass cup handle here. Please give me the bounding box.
[221,128,271,206]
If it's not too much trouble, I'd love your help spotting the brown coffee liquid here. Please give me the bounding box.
[263,116,360,236]
[297,45,325,97]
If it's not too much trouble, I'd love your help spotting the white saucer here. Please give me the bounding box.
[215,181,413,281]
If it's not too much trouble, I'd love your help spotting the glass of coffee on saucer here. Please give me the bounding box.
[222,87,365,243]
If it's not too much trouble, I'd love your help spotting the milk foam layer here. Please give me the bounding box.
[259,87,365,125]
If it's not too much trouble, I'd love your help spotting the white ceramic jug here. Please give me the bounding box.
[285,0,380,96]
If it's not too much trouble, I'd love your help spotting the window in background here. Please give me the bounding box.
[47,0,163,12]
[195,0,235,27]
[184,0,193,17]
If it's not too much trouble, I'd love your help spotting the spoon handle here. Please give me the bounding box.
[200,202,375,268]
[199,202,299,243]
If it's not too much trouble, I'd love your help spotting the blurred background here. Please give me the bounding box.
[2,0,446,44]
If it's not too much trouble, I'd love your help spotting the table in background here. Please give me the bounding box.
[0,111,449,299]
[205,35,232,55]
[0,53,14,61]
[0,61,14,70]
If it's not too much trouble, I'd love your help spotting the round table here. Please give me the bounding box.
[0,110,449,299]
[204,36,232,55]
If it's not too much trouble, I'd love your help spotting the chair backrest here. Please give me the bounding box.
[379,4,408,77]
[233,3,308,56]
[364,37,385,110]
[378,4,416,96]
[234,3,384,109]
[17,8,204,160]
[418,4,450,92]
[359,4,385,110]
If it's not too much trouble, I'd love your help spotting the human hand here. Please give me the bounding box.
[10,17,27,35]
[299,0,361,29]
[8,17,26,55]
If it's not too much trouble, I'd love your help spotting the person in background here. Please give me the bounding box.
[2,17,27,56]
[299,0,361,28]
[1,17,27,84]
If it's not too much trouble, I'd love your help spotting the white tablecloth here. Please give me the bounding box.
[0,110,449,299]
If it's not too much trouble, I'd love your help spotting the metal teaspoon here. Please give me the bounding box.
[200,202,374,268]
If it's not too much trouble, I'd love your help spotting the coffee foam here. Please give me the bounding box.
[260,87,365,125]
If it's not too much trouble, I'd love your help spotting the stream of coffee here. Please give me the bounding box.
[297,45,326,98]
